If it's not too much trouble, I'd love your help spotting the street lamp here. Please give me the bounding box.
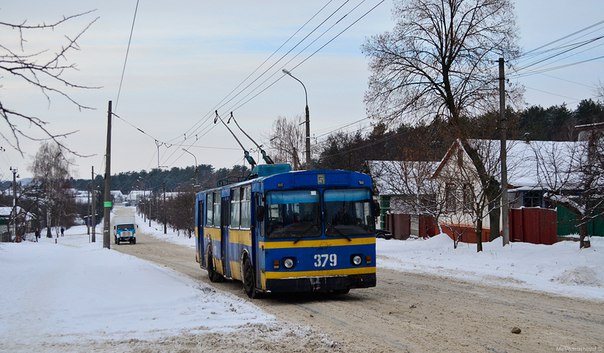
[182,148,199,188]
[282,68,311,167]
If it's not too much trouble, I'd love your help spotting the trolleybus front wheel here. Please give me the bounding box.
[242,256,258,298]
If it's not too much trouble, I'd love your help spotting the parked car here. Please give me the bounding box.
[376,229,393,240]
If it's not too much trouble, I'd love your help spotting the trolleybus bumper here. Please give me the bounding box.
[266,274,376,293]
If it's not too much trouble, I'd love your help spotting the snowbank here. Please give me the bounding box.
[377,234,604,300]
[0,225,274,349]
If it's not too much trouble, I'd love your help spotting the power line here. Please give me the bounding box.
[163,0,338,145]
[160,1,385,170]
[513,54,604,78]
[228,0,385,114]
[115,0,140,112]
[518,19,604,60]
[514,35,604,73]
[158,1,354,169]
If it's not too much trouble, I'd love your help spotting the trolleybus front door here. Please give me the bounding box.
[221,195,231,278]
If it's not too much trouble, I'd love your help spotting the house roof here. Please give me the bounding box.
[433,139,584,190]
[0,207,13,217]
[367,160,439,196]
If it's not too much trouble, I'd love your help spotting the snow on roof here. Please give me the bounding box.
[367,160,439,196]
[484,139,582,189]
[110,190,125,197]
[448,139,585,189]
[0,207,12,217]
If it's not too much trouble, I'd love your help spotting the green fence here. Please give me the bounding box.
[557,206,604,236]
[379,196,391,230]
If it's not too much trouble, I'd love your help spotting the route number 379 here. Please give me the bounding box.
[314,254,337,267]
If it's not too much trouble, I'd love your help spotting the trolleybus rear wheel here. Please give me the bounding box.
[242,256,258,298]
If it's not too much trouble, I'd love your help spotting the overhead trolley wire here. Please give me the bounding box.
[228,0,385,114]
[161,0,384,170]
[153,1,385,170]
[164,0,338,146]
[159,1,350,169]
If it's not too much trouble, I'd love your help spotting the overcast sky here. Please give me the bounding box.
[1,0,602,182]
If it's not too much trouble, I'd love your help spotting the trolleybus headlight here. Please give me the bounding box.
[283,257,295,269]
[351,255,362,266]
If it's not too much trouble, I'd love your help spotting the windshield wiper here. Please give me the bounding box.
[292,225,318,244]
[326,223,351,242]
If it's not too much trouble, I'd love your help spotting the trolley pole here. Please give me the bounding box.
[103,101,112,249]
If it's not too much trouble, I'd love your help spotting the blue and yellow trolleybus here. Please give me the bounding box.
[195,164,377,298]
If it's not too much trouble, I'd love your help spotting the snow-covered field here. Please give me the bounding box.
[1,207,602,351]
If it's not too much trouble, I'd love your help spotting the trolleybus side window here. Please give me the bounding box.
[213,191,221,227]
[265,190,320,238]
[205,191,221,228]
[324,189,374,236]
[230,186,251,229]
[240,187,251,229]
[206,193,213,226]
[230,188,241,228]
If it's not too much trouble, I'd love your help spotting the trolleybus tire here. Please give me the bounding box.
[242,256,258,299]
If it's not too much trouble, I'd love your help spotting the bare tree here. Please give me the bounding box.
[363,0,519,240]
[268,116,305,169]
[597,81,604,101]
[435,140,504,251]
[0,11,98,154]
[369,160,441,213]
[534,136,604,248]
[29,142,74,237]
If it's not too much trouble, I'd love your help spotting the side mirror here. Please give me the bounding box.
[372,201,381,216]
[136,225,139,228]
[256,205,265,222]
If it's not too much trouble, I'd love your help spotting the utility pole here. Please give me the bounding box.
[10,167,18,241]
[499,58,510,246]
[87,184,90,237]
[163,182,167,234]
[103,101,112,249]
[91,166,96,243]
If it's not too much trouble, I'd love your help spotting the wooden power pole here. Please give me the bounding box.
[103,101,112,249]
[91,166,96,243]
[499,58,510,246]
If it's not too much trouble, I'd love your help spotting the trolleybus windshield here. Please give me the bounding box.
[324,188,374,236]
[266,190,320,238]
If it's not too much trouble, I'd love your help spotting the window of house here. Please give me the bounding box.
[445,183,457,212]
[462,184,473,212]
[523,190,542,208]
